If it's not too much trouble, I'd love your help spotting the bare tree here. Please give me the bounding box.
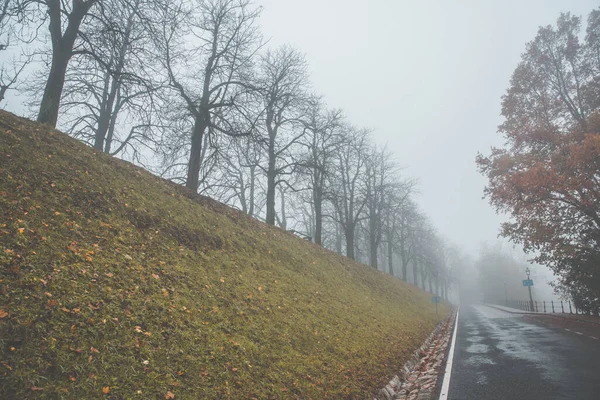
[298,96,342,245]
[57,0,165,159]
[0,0,34,104]
[256,45,309,225]
[156,0,262,192]
[328,126,370,260]
[383,178,416,276]
[364,146,397,268]
[14,0,100,125]
[216,133,263,215]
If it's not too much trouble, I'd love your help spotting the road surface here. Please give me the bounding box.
[446,305,600,400]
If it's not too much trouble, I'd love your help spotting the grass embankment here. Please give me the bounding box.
[0,110,449,399]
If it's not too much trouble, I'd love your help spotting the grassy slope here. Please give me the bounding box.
[0,110,449,399]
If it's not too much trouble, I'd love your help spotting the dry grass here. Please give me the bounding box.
[0,110,449,399]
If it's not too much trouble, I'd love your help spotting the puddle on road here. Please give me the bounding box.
[466,343,490,354]
[466,335,484,343]
[465,354,496,366]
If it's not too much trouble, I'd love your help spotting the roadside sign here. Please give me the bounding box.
[522,279,534,287]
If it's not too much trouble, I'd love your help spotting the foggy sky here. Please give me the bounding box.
[257,0,599,257]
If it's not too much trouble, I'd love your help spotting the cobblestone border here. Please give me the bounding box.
[373,310,457,400]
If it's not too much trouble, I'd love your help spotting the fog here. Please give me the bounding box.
[257,0,598,257]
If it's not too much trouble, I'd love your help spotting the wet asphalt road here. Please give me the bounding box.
[447,305,600,400]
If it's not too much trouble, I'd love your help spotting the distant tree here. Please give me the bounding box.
[328,126,370,260]
[298,96,342,245]
[395,199,421,281]
[217,134,263,216]
[0,0,34,104]
[383,178,416,276]
[58,0,164,159]
[363,146,396,269]
[478,9,600,311]
[156,0,262,192]
[256,45,309,225]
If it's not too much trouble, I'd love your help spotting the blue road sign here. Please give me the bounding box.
[522,279,534,287]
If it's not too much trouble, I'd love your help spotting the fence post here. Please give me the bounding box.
[569,301,573,314]
[551,300,555,313]
[575,306,578,315]
[535,301,539,312]
[561,301,565,313]
[543,300,546,313]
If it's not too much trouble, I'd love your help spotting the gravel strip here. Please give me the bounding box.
[373,311,457,400]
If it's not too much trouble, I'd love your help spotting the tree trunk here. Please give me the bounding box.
[265,135,276,225]
[37,0,96,126]
[335,224,343,254]
[369,229,378,269]
[314,188,323,246]
[37,50,70,126]
[420,265,426,290]
[345,224,355,260]
[248,165,255,216]
[279,188,287,230]
[185,114,208,192]
[95,75,120,151]
[412,261,418,286]
[387,242,393,276]
[428,275,433,293]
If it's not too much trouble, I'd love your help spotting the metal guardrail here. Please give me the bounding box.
[501,299,600,316]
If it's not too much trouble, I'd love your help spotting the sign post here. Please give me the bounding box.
[523,267,534,311]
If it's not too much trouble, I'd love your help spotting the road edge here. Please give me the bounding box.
[486,304,600,327]
[438,307,459,400]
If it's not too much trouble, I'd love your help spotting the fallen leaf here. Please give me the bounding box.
[257,286,262,291]
[102,386,110,394]
[31,386,44,391]
[0,309,8,318]
[165,391,175,399]
[90,346,100,353]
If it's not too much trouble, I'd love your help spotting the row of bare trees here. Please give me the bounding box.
[1,0,457,297]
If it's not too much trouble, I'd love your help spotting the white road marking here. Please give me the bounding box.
[590,336,598,340]
[439,308,460,400]
[575,332,583,335]
[564,329,571,332]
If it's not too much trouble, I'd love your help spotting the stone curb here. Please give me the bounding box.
[373,310,457,400]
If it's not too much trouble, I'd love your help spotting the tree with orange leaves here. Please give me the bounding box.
[478,9,600,312]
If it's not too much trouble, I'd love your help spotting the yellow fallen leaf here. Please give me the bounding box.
[0,309,8,318]
[102,386,110,394]
[165,391,175,399]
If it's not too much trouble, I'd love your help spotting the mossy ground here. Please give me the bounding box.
[0,110,450,399]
